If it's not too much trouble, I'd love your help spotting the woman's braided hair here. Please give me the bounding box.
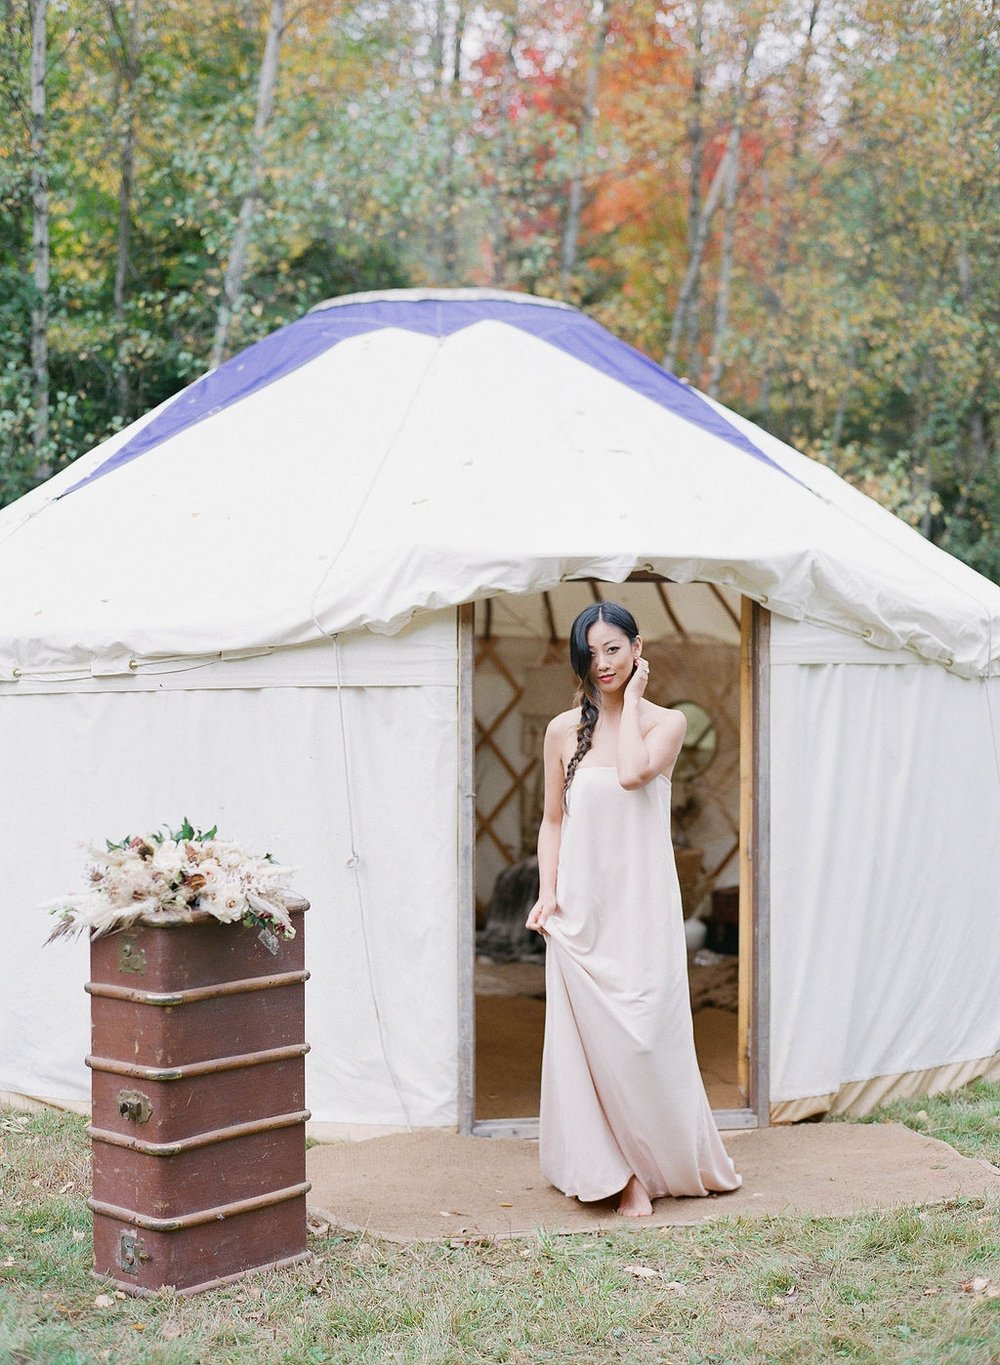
[562,602,640,811]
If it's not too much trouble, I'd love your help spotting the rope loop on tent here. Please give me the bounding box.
[332,633,413,1131]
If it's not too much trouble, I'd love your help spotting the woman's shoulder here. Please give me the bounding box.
[640,700,687,734]
[545,707,579,739]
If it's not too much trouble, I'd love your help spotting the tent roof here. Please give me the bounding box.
[1,288,998,681]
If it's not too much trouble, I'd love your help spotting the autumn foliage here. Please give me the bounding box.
[1,0,996,576]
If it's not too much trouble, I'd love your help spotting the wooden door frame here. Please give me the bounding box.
[456,592,770,1137]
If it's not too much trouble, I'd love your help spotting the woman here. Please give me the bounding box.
[526,602,741,1216]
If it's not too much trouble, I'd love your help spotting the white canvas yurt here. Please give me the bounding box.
[2,288,998,1136]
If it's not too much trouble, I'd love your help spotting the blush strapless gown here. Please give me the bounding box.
[540,765,741,1202]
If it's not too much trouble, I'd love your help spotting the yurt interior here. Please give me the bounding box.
[468,577,767,1135]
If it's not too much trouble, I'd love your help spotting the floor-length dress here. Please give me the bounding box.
[539,765,741,1202]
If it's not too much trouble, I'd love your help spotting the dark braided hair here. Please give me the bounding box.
[562,602,640,810]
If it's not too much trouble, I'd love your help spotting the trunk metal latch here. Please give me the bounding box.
[116,1089,153,1124]
[117,938,146,975]
[117,1229,150,1275]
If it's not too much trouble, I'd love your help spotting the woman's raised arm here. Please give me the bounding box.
[616,662,686,789]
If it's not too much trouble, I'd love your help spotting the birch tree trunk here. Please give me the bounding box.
[29,0,49,463]
[664,22,758,374]
[488,10,519,286]
[440,0,468,283]
[663,121,738,373]
[559,0,611,295]
[682,0,706,362]
[210,0,286,370]
[707,124,741,397]
[431,0,445,78]
[106,0,143,418]
[759,0,821,415]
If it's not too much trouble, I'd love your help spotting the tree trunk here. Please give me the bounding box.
[29,0,49,464]
[759,0,821,415]
[488,11,519,286]
[665,22,758,374]
[682,0,706,364]
[707,124,742,397]
[951,242,990,524]
[664,122,739,373]
[440,0,468,283]
[559,0,612,295]
[828,334,856,456]
[106,0,143,418]
[210,0,286,370]
[431,0,446,83]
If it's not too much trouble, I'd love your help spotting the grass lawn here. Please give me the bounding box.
[1,1084,998,1364]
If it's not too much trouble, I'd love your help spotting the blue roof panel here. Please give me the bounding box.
[60,296,793,497]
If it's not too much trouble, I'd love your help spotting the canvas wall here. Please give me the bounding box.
[768,617,1000,1117]
[0,614,462,1132]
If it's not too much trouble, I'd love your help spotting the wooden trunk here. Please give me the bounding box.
[87,900,310,1296]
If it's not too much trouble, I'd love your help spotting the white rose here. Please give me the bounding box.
[194,858,224,890]
[151,840,186,879]
[205,881,247,923]
[214,842,249,872]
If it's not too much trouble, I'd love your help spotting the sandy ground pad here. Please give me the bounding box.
[307,1123,999,1243]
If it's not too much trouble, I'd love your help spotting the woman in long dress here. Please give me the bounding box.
[526,602,741,1216]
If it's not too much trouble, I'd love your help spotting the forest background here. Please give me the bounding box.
[1,0,997,580]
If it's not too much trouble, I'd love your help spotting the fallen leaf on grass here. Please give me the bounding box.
[93,1294,114,1308]
[306,1215,331,1238]
[623,1264,659,1279]
[962,1277,989,1295]
[961,1276,1000,1297]
[161,1322,183,1340]
[71,1230,86,1242]
[663,1281,688,1295]
[2,1257,15,1268]
[922,1287,941,1296]
[59,1181,74,1194]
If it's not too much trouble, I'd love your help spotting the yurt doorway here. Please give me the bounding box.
[459,582,769,1136]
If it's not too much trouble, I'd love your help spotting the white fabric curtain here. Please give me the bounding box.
[0,662,460,1126]
[768,636,1000,1107]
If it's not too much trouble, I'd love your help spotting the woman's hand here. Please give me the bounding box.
[526,894,559,934]
[623,654,650,704]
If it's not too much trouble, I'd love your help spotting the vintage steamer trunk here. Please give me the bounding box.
[87,898,310,1295]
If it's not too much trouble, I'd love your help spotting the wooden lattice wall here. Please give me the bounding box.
[474,634,741,919]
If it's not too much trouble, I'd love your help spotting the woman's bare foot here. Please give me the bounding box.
[617,1174,653,1217]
